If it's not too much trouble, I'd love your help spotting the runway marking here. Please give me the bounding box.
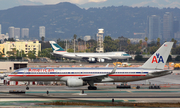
[127,91,132,93]
[72,93,87,96]
[79,93,87,95]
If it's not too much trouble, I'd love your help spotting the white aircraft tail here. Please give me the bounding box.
[141,42,173,69]
[49,41,67,53]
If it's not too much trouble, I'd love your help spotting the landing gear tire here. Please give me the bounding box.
[26,87,29,90]
[88,86,97,90]
[149,85,160,89]
[136,86,140,89]
[117,85,131,89]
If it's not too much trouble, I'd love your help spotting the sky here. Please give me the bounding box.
[29,0,107,4]
[29,0,180,8]
[1,0,180,10]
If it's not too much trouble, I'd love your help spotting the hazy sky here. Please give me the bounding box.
[28,0,180,8]
[1,0,180,10]
[29,0,106,4]
[28,0,179,4]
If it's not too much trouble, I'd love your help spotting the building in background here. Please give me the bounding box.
[163,12,173,41]
[173,18,179,38]
[3,41,41,57]
[174,32,180,40]
[84,35,91,41]
[21,28,29,38]
[9,26,15,38]
[118,36,128,51]
[14,28,20,39]
[129,38,144,44]
[134,33,146,39]
[39,26,45,38]
[148,15,161,41]
[96,29,104,53]
[0,34,9,42]
[78,41,86,52]
[0,44,4,54]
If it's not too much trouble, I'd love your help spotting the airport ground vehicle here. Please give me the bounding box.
[113,62,131,67]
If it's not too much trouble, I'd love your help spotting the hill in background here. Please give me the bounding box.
[0,2,180,40]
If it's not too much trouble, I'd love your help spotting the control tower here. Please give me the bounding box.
[96,29,104,53]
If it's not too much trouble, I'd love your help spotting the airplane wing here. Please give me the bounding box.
[81,57,112,60]
[100,57,112,60]
[80,65,117,81]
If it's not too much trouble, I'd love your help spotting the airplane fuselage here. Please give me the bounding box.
[8,67,171,82]
[53,52,131,60]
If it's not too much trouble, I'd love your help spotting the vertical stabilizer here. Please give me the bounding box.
[49,41,66,52]
[141,42,173,69]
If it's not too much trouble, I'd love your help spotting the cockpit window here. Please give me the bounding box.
[123,54,130,56]
[11,70,18,74]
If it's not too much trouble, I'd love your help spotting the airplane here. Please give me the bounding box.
[7,42,173,90]
[49,41,131,63]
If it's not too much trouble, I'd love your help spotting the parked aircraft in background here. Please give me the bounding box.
[49,41,131,63]
[7,42,173,90]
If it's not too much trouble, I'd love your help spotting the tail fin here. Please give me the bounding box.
[141,42,173,69]
[49,41,66,52]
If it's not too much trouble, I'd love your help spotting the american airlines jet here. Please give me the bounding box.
[7,42,173,90]
[49,41,131,63]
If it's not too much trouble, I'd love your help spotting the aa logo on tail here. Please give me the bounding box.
[151,53,164,63]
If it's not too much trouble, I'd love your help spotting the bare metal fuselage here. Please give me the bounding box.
[8,67,171,83]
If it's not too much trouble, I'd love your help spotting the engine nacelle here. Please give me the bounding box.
[88,58,95,62]
[67,78,87,87]
[98,59,105,62]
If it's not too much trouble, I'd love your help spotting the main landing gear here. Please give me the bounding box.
[88,86,97,90]
[117,83,131,89]
[117,84,131,89]
[26,86,29,90]
[87,81,97,90]
[149,85,161,89]
[25,82,29,90]
[116,83,141,89]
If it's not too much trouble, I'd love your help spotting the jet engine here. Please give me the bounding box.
[88,58,96,62]
[67,78,87,87]
[98,59,105,62]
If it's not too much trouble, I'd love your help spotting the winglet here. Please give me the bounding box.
[105,63,109,67]
[108,65,117,75]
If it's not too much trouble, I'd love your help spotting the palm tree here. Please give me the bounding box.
[145,37,148,53]
[171,38,177,48]
[127,39,131,45]
[41,36,45,42]
[157,38,160,46]
[139,40,142,47]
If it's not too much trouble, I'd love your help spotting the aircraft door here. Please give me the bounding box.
[55,69,59,80]
[23,70,26,77]
[140,69,144,80]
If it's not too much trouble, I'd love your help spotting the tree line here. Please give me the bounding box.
[1,35,180,61]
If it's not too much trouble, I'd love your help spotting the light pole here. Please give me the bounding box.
[66,39,67,51]
[74,39,75,53]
